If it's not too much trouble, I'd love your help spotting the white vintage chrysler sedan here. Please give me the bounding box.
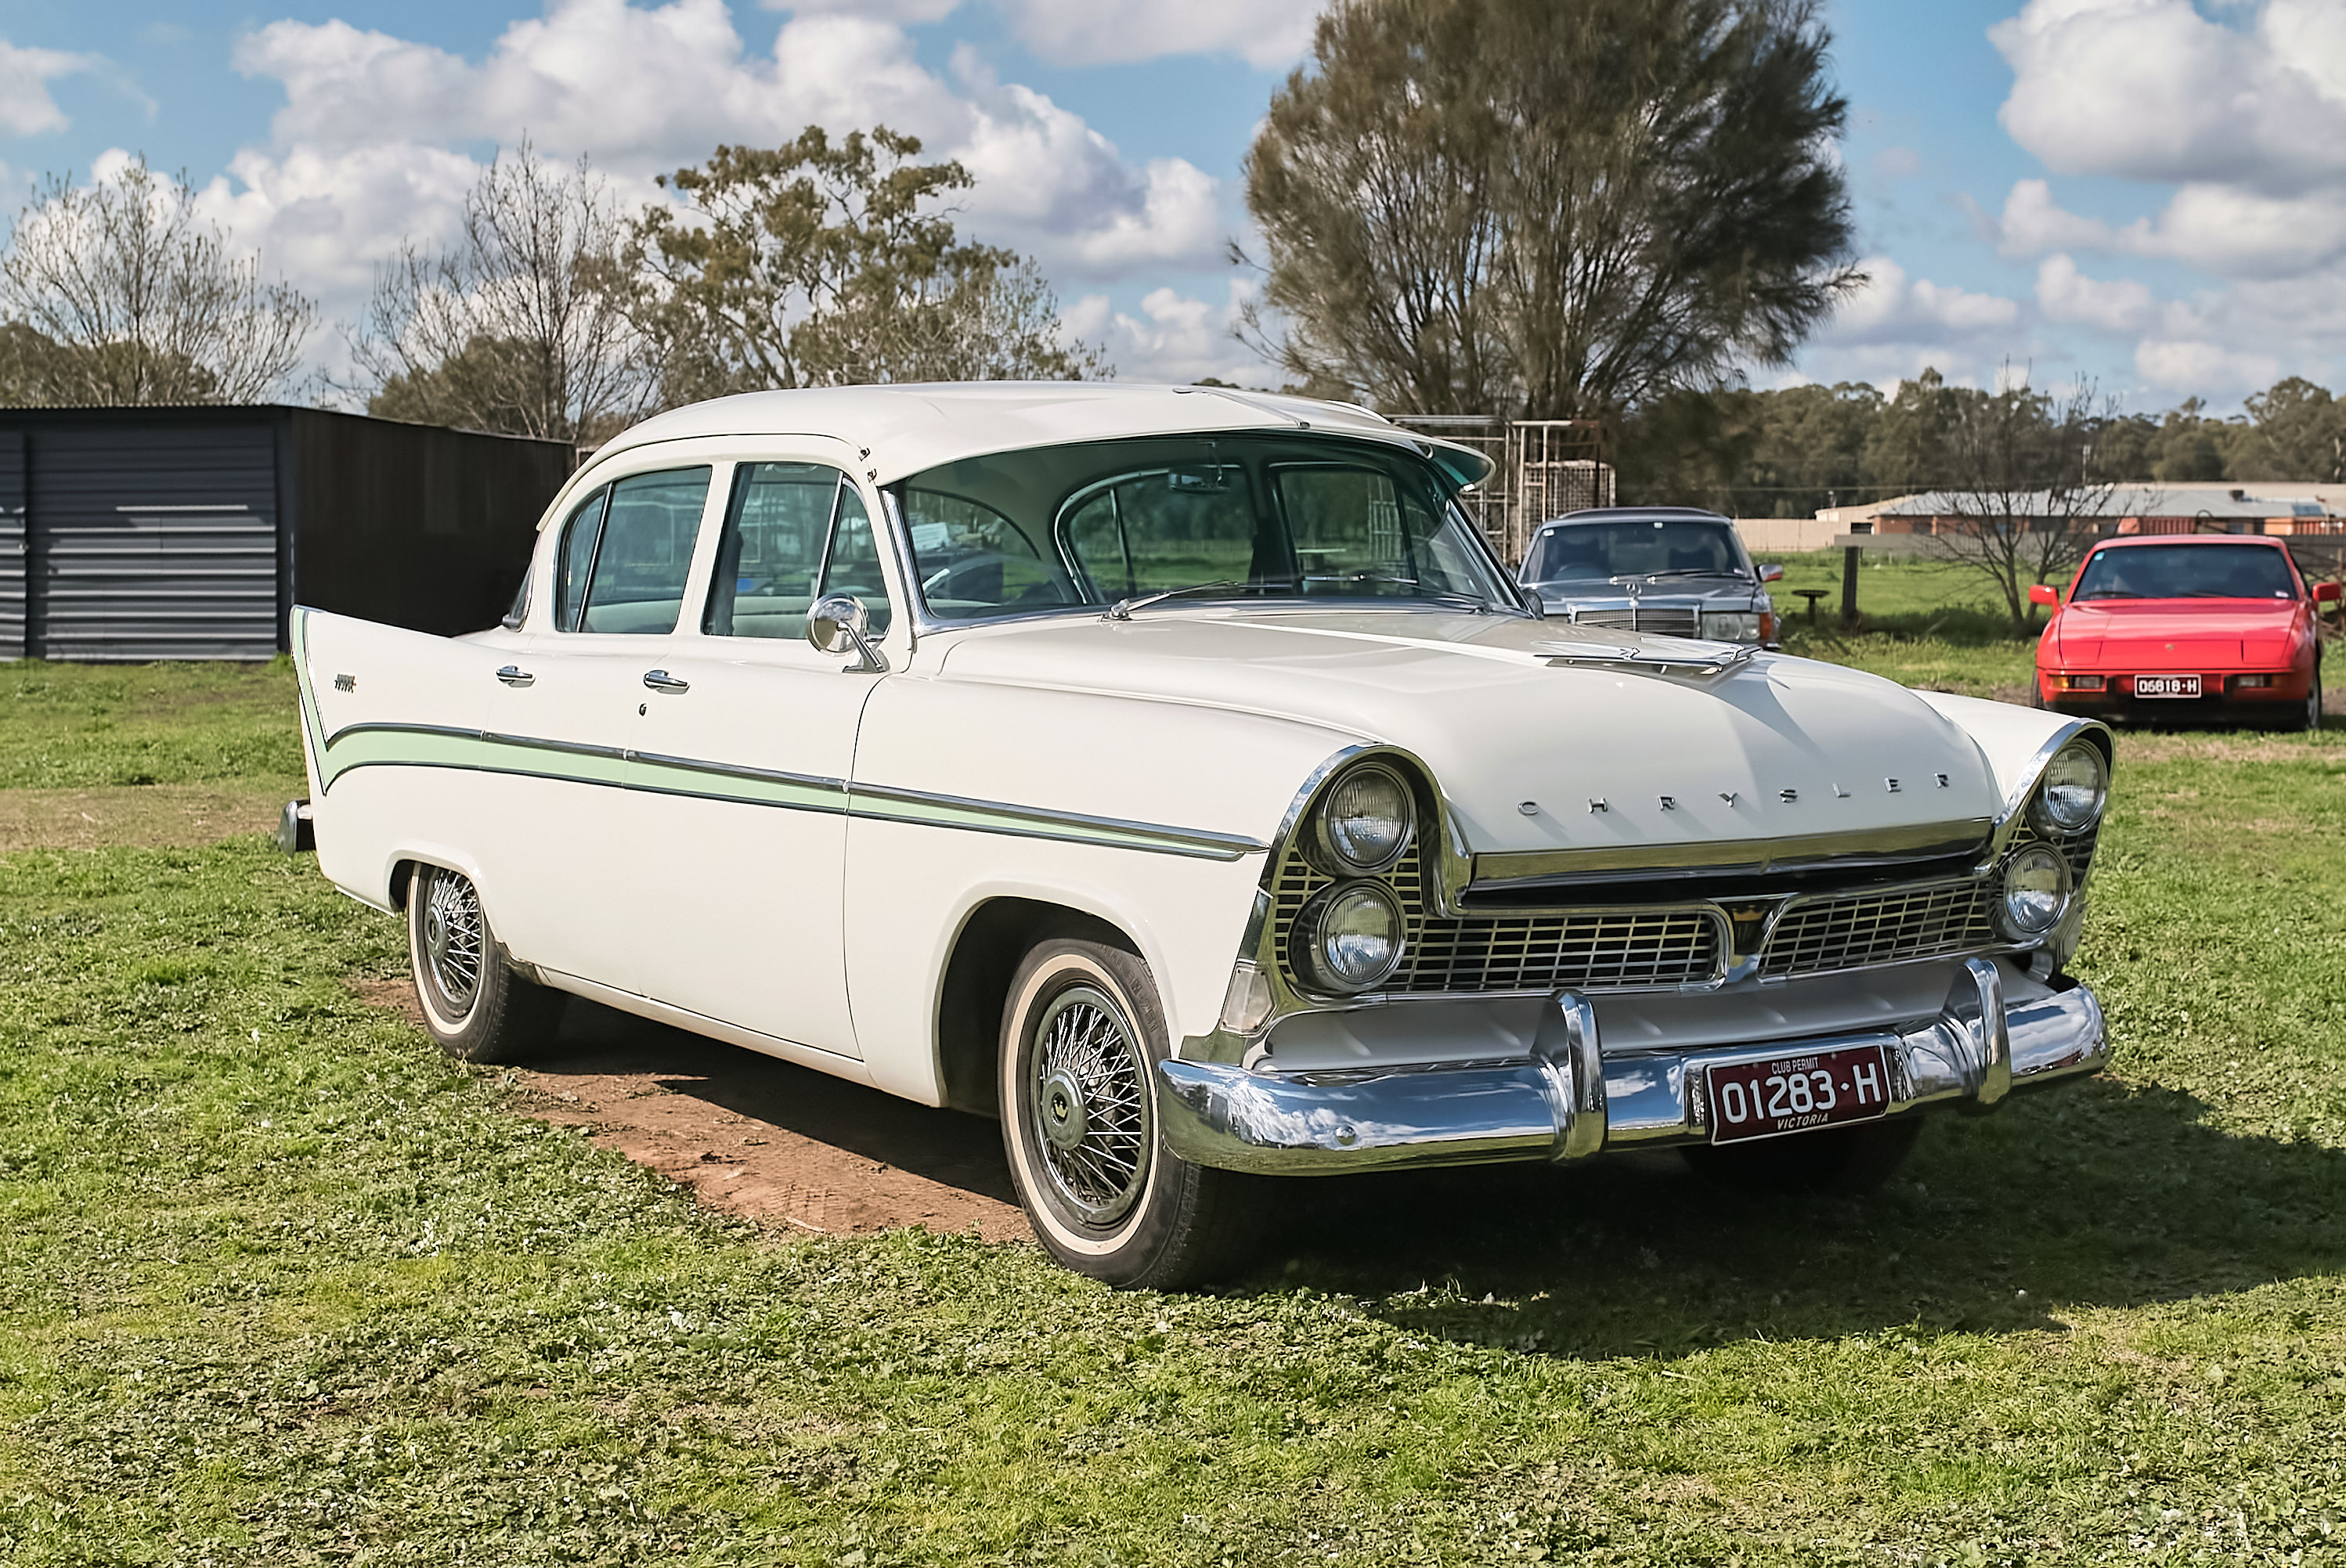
[293,383,2111,1288]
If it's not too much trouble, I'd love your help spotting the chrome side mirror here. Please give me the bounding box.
[1757,564,1785,583]
[807,593,889,674]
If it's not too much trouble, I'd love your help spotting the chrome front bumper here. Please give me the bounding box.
[1157,959,2106,1177]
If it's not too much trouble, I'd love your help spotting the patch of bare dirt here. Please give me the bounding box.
[348,978,1027,1243]
[0,784,294,852]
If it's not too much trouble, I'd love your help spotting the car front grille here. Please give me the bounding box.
[1267,827,2091,998]
[1756,879,1994,979]
[1571,606,1699,637]
[1274,844,1723,994]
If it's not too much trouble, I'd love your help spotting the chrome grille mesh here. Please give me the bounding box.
[1404,908,1721,992]
[1271,842,1723,994]
[1756,879,1994,979]
[1572,606,1699,636]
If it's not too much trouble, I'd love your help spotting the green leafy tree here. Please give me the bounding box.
[0,157,312,406]
[629,128,1101,402]
[2236,377,2346,481]
[1240,0,1859,420]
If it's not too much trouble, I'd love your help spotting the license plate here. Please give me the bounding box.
[1707,1044,1893,1144]
[2133,674,2202,698]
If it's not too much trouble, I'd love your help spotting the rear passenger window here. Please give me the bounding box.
[704,465,890,640]
[574,467,710,635]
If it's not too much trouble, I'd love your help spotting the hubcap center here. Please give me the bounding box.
[1039,1069,1088,1151]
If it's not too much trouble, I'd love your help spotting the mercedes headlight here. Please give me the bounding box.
[1994,844,2072,941]
[1314,764,1414,873]
[2027,741,2109,834]
[1699,610,1763,643]
[1295,881,1406,993]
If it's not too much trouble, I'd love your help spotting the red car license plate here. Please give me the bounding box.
[2134,674,2201,698]
[1708,1044,1893,1144]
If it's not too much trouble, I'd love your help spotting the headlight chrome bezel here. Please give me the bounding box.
[2027,739,2110,836]
[1994,843,2074,942]
[1310,762,1417,875]
[1294,879,1407,994]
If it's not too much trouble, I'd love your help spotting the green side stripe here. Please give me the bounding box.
[315,722,1261,861]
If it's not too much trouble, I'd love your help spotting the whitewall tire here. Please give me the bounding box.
[406,863,565,1065]
[998,935,1266,1289]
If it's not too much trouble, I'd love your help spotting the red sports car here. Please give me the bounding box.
[2032,535,2339,728]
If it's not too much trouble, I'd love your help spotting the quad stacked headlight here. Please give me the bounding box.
[1294,763,1415,993]
[1994,738,2110,943]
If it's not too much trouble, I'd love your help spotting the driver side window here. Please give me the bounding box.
[703,463,892,640]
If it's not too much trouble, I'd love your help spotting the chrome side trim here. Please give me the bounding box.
[312,721,1259,860]
[1157,971,2106,1176]
[843,779,1267,858]
[1470,819,1995,893]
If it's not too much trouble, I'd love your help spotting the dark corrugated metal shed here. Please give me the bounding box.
[0,406,573,660]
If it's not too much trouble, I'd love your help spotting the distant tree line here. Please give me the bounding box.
[1615,370,2346,518]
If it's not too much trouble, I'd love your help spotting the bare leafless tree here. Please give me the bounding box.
[1912,370,2134,630]
[0,157,314,406]
[348,143,648,443]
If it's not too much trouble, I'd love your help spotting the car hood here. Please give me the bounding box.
[2052,598,2303,664]
[931,608,2003,855]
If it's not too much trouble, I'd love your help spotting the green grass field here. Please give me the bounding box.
[3,636,2345,1562]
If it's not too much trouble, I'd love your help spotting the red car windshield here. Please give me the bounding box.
[2073,544,2298,601]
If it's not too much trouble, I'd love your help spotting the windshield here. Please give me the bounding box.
[891,434,1518,622]
[1521,519,1749,585]
[2072,544,2299,601]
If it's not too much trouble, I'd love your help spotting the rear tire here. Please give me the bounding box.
[1680,1116,1922,1196]
[998,936,1267,1289]
[406,863,565,1064]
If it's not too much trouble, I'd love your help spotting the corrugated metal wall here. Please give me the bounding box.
[0,430,23,660]
[27,421,281,661]
[0,408,571,661]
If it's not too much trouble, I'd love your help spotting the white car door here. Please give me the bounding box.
[623,456,894,1061]
[471,463,717,995]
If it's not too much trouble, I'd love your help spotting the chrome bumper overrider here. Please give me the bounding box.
[1157,959,2106,1176]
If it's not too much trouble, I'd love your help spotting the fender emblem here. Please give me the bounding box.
[334,673,356,692]
[1778,788,1799,803]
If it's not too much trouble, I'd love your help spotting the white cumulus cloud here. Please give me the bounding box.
[2036,254,2156,334]
[206,0,1231,337]
[991,0,1325,68]
[0,39,99,136]
[1063,279,1269,385]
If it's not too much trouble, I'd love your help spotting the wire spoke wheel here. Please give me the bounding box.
[417,867,485,1020]
[1028,984,1151,1228]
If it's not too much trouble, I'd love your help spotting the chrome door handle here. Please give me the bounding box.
[495,665,535,687]
[641,669,689,694]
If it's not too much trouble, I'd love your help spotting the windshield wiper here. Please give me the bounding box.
[1308,571,1491,612]
[1102,579,1298,621]
[2078,590,2143,600]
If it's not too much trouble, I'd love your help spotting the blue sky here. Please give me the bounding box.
[4,0,2342,412]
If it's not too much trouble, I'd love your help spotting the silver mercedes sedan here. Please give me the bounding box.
[1518,506,1782,647]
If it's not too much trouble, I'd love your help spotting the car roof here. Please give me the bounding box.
[583,382,1496,491]
[1539,507,1733,529]
[2086,533,2292,551]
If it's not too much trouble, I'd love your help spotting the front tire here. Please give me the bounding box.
[998,936,1266,1289]
[406,863,564,1064]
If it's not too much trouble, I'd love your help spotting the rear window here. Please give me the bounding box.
[2073,544,2298,601]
